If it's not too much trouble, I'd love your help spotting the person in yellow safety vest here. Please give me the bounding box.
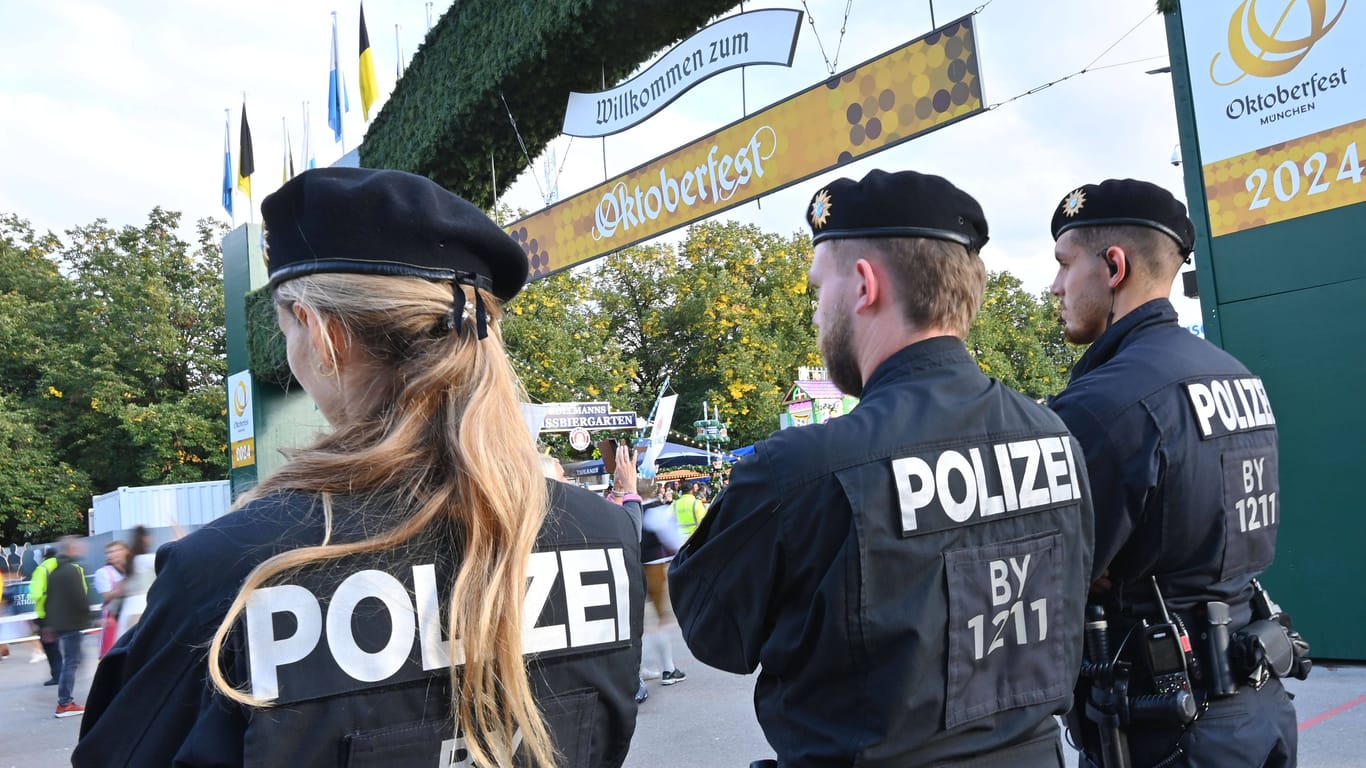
[672,482,709,537]
[28,548,64,684]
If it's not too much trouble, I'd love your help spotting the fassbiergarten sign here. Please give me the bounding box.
[539,402,640,432]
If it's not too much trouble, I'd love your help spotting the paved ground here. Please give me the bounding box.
[3,630,1363,767]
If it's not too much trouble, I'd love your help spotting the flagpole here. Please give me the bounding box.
[395,23,403,79]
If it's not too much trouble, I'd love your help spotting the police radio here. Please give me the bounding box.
[1132,578,1196,725]
[1140,622,1190,696]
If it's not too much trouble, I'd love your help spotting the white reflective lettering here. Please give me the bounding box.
[607,547,631,642]
[1010,554,1032,589]
[970,447,1006,517]
[414,563,457,670]
[1212,379,1239,432]
[893,455,935,532]
[936,449,978,523]
[523,551,566,653]
[246,584,323,700]
[326,570,415,683]
[994,443,1019,511]
[1010,440,1049,508]
[989,560,1011,606]
[560,549,617,646]
[1039,436,1072,502]
[1187,382,1217,437]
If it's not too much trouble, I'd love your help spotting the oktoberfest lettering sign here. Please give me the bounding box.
[540,402,640,432]
[563,8,803,137]
[1180,1,1364,236]
[509,16,984,278]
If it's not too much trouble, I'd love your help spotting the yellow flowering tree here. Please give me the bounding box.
[502,269,630,405]
[586,221,821,447]
[967,271,1080,400]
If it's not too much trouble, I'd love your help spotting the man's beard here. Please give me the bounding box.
[820,303,863,398]
[1060,289,1110,346]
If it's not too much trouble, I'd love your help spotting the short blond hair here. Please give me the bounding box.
[831,237,986,337]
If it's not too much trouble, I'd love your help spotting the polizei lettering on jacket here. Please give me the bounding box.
[1184,375,1276,439]
[243,546,632,703]
[892,435,1079,536]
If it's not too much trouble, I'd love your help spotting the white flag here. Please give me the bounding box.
[639,394,677,478]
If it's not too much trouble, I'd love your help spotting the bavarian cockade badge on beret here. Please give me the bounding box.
[1050,178,1195,256]
[809,189,833,229]
[804,169,988,250]
[1060,189,1087,218]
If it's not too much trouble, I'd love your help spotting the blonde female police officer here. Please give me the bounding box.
[74,168,644,768]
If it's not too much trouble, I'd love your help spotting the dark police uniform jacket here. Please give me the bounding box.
[74,480,644,768]
[669,337,1095,767]
[1049,299,1295,765]
[1050,300,1281,623]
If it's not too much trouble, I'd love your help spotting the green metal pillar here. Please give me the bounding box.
[1164,4,1366,659]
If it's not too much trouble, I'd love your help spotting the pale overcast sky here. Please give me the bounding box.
[0,0,1202,325]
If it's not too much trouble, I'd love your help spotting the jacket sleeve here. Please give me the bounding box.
[667,447,783,674]
[1052,393,1161,583]
[618,497,644,542]
[74,537,248,768]
[74,498,313,767]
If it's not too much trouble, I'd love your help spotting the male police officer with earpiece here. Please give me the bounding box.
[1047,179,1300,767]
[669,169,1095,767]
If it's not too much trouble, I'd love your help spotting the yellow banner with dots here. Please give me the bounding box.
[506,16,984,278]
[1202,115,1366,237]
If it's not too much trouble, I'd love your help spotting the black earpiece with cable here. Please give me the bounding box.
[1097,248,1122,331]
[1097,248,1120,280]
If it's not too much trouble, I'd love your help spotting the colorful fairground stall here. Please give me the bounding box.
[779,367,859,429]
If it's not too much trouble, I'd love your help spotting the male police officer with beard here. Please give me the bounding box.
[1047,179,1300,767]
[670,169,1095,768]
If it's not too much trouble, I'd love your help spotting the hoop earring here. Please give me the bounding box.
[315,359,337,378]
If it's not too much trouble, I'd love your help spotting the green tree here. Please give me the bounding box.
[503,268,628,404]
[0,395,89,541]
[584,221,820,447]
[0,210,229,540]
[507,225,1079,457]
[967,272,1079,400]
[665,222,821,445]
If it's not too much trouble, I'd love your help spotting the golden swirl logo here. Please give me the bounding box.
[233,379,249,418]
[1210,0,1347,85]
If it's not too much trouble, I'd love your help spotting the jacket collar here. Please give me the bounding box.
[1068,298,1178,382]
[862,335,973,395]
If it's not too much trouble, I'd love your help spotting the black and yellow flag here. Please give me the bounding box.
[359,3,379,122]
[238,102,255,201]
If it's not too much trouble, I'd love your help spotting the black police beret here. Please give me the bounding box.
[261,167,528,301]
[1050,178,1195,256]
[806,169,989,251]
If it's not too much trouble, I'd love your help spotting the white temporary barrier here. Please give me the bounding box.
[87,480,232,536]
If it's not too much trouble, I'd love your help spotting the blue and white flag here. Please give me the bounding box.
[222,111,233,217]
[302,102,317,169]
[328,12,345,143]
